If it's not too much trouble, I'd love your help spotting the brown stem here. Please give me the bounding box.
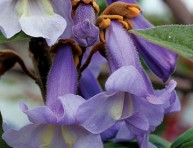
[16,55,36,80]
[80,42,105,73]
[29,38,52,102]
[0,49,36,80]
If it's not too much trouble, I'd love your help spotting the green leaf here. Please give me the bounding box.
[129,25,193,61]
[95,0,107,14]
[0,32,30,43]
[149,134,171,148]
[181,140,193,148]
[171,128,193,148]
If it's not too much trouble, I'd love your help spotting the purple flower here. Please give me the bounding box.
[2,44,103,147]
[77,21,180,147]
[105,0,178,82]
[72,3,99,47]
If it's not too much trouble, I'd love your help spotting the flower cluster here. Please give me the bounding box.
[1,0,180,148]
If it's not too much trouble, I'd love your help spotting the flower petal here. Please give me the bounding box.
[105,66,149,97]
[105,21,140,72]
[114,121,135,141]
[101,122,122,141]
[19,0,66,45]
[58,94,85,125]
[72,20,99,47]
[165,91,181,114]
[2,124,47,147]
[20,103,57,124]
[137,133,156,148]
[61,125,103,148]
[154,80,181,113]
[0,0,21,38]
[125,112,149,135]
[79,69,102,100]
[50,0,73,39]
[46,45,77,113]
[147,80,177,104]
[77,92,125,134]
[131,95,164,129]
[130,14,178,82]
[73,3,99,47]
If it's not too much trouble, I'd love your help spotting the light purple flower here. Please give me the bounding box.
[77,21,180,148]
[2,44,103,148]
[72,3,99,47]
[105,0,178,82]
[0,0,71,45]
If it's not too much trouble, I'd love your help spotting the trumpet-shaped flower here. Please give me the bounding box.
[105,0,178,82]
[0,0,71,45]
[2,44,103,148]
[77,21,180,147]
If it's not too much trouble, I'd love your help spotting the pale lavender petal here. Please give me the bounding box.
[165,92,181,114]
[131,95,164,129]
[77,92,125,134]
[19,0,66,45]
[125,112,149,136]
[114,121,135,142]
[0,0,21,38]
[105,66,149,97]
[20,103,57,124]
[2,124,46,147]
[154,80,180,114]
[79,69,102,100]
[147,80,177,104]
[50,0,73,39]
[58,94,85,125]
[131,14,178,82]
[46,45,77,114]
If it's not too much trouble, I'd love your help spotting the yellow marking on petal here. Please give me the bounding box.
[61,126,76,148]
[110,93,124,120]
[40,125,55,148]
[42,0,55,15]
[16,0,55,17]
[16,0,29,17]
